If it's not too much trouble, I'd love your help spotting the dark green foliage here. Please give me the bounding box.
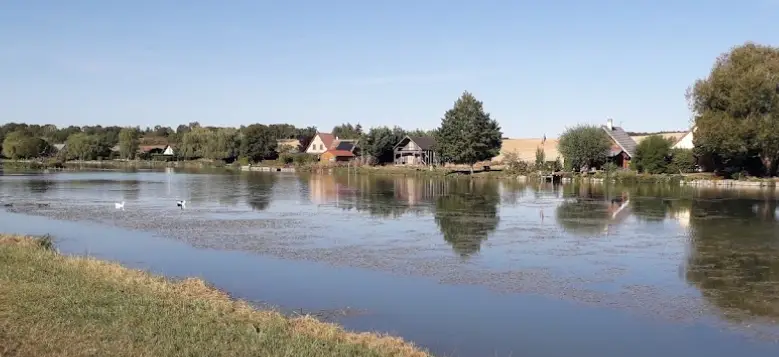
[294,126,318,151]
[634,135,673,174]
[332,123,363,140]
[668,148,698,174]
[361,126,406,163]
[688,42,779,176]
[433,180,500,257]
[435,91,502,172]
[240,124,277,163]
[558,125,611,172]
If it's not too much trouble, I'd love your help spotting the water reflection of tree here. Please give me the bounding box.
[306,174,442,218]
[25,179,54,195]
[245,173,278,211]
[120,179,140,201]
[216,173,240,206]
[685,198,779,321]
[555,183,630,235]
[500,180,528,205]
[434,180,500,257]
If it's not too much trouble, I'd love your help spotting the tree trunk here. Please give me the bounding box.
[469,164,474,175]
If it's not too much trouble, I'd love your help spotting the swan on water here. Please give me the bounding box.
[115,201,125,210]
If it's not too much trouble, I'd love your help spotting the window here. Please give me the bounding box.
[320,144,323,150]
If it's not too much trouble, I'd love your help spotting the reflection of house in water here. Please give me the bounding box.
[607,195,631,222]
[392,177,448,206]
[556,189,632,235]
[308,175,341,205]
[669,208,691,228]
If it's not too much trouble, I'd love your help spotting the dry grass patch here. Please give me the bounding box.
[0,234,432,357]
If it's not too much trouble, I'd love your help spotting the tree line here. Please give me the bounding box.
[1,91,505,169]
[554,42,779,177]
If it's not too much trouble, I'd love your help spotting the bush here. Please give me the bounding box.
[558,125,611,172]
[667,148,697,174]
[633,135,673,174]
[236,156,250,166]
[278,153,295,165]
[292,153,318,166]
[503,151,533,175]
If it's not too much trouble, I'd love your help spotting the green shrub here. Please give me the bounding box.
[667,148,697,174]
[236,156,250,166]
[503,152,533,175]
[292,153,318,166]
[279,153,295,165]
[634,135,672,174]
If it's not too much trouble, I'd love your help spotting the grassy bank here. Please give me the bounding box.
[0,159,241,171]
[0,235,430,357]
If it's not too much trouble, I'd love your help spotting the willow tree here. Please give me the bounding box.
[687,42,779,176]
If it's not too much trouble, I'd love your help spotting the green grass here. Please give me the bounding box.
[0,235,431,357]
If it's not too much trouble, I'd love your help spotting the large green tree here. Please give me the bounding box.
[118,127,140,160]
[361,126,406,163]
[332,123,363,140]
[687,42,779,176]
[435,91,502,173]
[240,124,277,162]
[557,124,611,172]
[65,133,110,160]
[1,131,50,159]
[633,135,673,174]
[207,127,240,160]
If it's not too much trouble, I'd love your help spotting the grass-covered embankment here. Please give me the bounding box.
[0,234,431,357]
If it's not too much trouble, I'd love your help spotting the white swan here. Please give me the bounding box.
[176,200,186,209]
[115,201,125,210]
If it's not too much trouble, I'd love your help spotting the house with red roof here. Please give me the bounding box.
[305,132,336,154]
[320,140,358,162]
[305,132,359,162]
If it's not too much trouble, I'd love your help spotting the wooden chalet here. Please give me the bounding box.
[393,136,437,166]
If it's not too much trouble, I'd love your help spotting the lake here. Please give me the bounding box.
[1,168,779,356]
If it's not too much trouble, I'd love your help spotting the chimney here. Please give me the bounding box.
[606,118,614,130]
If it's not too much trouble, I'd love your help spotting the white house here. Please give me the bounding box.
[163,145,175,156]
[672,126,696,150]
[305,133,336,154]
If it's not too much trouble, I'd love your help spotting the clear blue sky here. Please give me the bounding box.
[1,0,777,138]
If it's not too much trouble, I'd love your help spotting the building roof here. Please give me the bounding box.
[408,136,436,150]
[394,136,436,151]
[324,149,355,157]
[333,140,356,151]
[316,133,336,149]
[602,125,637,157]
[53,144,66,151]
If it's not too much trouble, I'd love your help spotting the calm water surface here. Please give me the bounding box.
[1,168,779,357]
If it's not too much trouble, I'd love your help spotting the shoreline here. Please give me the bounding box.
[4,158,779,189]
[0,234,431,357]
